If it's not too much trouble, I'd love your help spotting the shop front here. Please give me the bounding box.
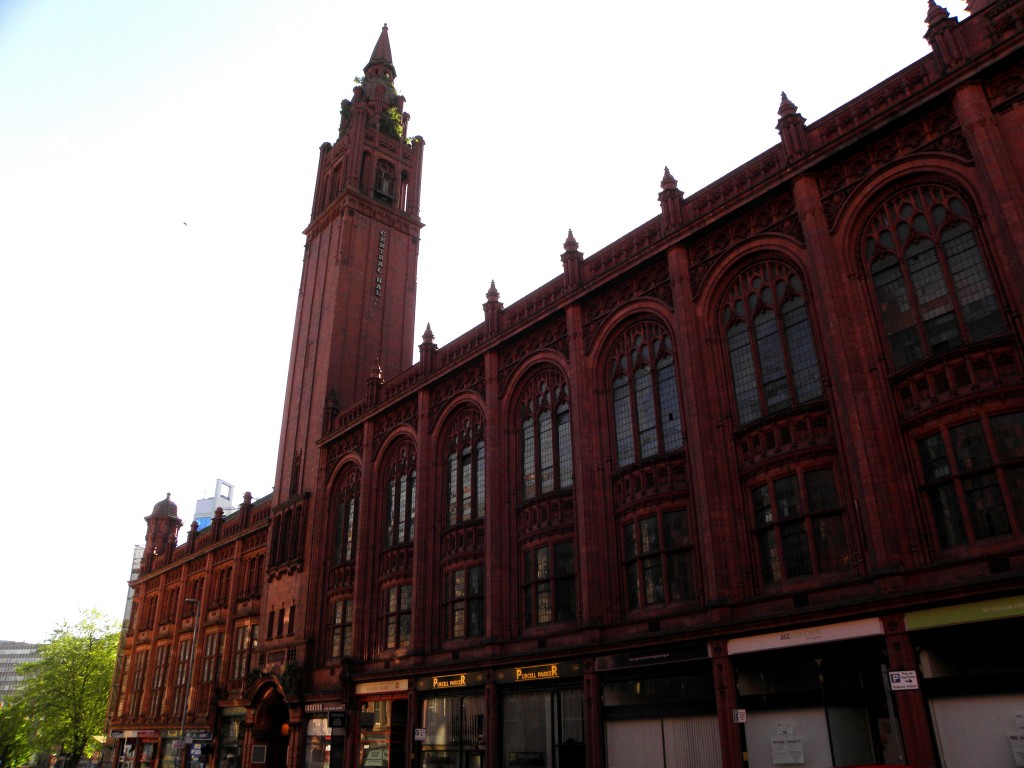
[219,708,247,768]
[354,680,410,768]
[727,618,899,768]
[112,730,163,768]
[302,702,346,768]
[496,660,584,768]
[596,645,719,768]
[906,594,1024,768]
[416,671,487,768]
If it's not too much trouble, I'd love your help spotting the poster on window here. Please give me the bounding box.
[1009,730,1024,767]
[770,737,805,765]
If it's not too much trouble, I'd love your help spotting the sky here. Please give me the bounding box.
[0,0,969,643]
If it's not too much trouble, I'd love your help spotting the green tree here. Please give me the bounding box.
[18,610,119,768]
[0,696,34,768]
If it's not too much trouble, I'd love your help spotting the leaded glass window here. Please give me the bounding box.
[751,467,849,583]
[521,370,573,500]
[864,185,1004,369]
[332,465,360,565]
[383,441,416,547]
[918,410,1024,548]
[609,321,684,468]
[722,261,823,425]
[445,409,485,526]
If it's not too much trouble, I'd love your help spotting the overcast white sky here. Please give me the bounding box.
[0,0,968,643]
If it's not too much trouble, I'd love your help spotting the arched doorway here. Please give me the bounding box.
[252,686,290,768]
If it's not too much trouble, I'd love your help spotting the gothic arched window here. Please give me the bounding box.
[609,320,684,468]
[383,440,416,547]
[865,184,1004,370]
[722,261,823,426]
[520,370,573,500]
[332,465,360,565]
[375,160,396,202]
[444,408,485,527]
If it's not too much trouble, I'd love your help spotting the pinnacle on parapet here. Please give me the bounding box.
[486,280,500,303]
[776,93,809,161]
[778,92,800,119]
[563,229,579,254]
[926,0,951,25]
[661,167,679,191]
[422,323,435,344]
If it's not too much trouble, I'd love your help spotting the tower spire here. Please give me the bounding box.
[365,24,396,80]
[276,26,424,504]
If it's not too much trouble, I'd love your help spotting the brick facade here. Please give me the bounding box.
[109,8,1024,768]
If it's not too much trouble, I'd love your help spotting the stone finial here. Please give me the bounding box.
[926,0,950,25]
[369,359,383,382]
[561,229,583,288]
[419,323,438,372]
[778,91,799,119]
[659,167,685,230]
[366,359,384,405]
[484,281,503,335]
[563,229,579,254]
[776,92,809,162]
[925,0,964,70]
[660,167,679,192]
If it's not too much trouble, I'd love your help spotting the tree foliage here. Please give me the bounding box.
[0,696,34,768]
[17,611,119,768]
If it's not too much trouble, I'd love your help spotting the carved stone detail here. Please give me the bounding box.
[611,453,688,510]
[325,430,363,475]
[819,105,973,230]
[441,522,486,563]
[687,193,803,300]
[986,61,1024,113]
[372,399,418,452]
[497,317,569,392]
[517,490,575,541]
[733,404,834,475]
[429,361,485,429]
[582,260,673,351]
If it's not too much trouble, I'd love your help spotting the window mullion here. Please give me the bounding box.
[747,318,770,418]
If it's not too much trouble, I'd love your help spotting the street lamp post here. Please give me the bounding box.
[178,598,202,768]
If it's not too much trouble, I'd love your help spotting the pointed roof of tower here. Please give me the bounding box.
[365,24,396,79]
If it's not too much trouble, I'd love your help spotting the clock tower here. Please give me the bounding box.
[274,24,424,502]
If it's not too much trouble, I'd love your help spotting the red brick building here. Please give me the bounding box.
[108,4,1024,767]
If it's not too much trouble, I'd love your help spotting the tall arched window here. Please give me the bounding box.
[521,370,573,500]
[375,160,396,202]
[332,465,360,565]
[383,440,416,547]
[609,320,684,468]
[722,261,823,425]
[444,408,485,527]
[865,184,1004,370]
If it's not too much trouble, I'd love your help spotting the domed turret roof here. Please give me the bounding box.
[151,493,178,518]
